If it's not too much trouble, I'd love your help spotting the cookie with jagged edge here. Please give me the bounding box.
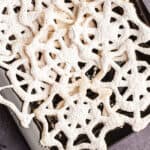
[69,0,150,131]
[33,0,150,149]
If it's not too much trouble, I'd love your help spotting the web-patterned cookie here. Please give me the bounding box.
[0,0,150,150]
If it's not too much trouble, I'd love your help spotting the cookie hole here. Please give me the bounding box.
[40,87,45,91]
[89,19,97,28]
[68,124,71,127]
[49,53,56,60]
[31,0,35,6]
[52,94,64,109]
[85,119,91,124]
[141,105,150,118]
[118,87,128,95]
[21,84,28,92]
[88,34,95,40]
[21,30,25,34]
[2,7,8,15]
[17,64,26,73]
[112,6,124,15]
[78,61,86,69]
[99,43,102,46]
[122,77,126,80]
[95,7,100,12]
[83,101,88,105]
[88,109,91,113]
[111,49,118,52]
[127,95,133,101]
[13,6,21,13]
[37,52,42,60]
[38,24,42,31]
[135,50,150,64]
[31,88,36,94]
[6,43,12,51]
[138,40,150,48]
[110,17,117,23]
[45,115,58,132]
[69,6,74,11]
[117,109,134,117]
[146,76,150,80]
[68,77,72,84]
[55,131,68,149]
[110,92,116,107]
[147,87,150,92]
[138,66,146,73]
[75,77,81,81]
[115,61,126,67]
[41,2,48,8]
[119,25,124,29]
[83,13,90,18]
[129,35,137,41]
[117,34,121,38]
[128,20,139,30]
[139,95,144,99]
[74,100,78,104]
[55,74,61,82]
[64,0,71,3]
[1,30,5,34]
[64,114,68,119]
[97,103,104,112]
[76,124,81,128]
[66,107,70,110]
[50,146,59,150]
[73,134,91,146]
[85,65,100,80]
[30,101,44,112]
[92,48,99,54]
[80,36,87,45]
[127,69,132,74]
[101,2,104,9]
[16,74,24,81]
[109,41,113,44]
[57,62,66,69]
[9,35,16,41]
[92,123,104,137]
[101,67,115,82]
[86,89,99,100]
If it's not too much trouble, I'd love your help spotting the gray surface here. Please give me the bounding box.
[144,0,150,10]
[0,69,45,150]
[0,105,30,150]
[0,0,150,150]
[110,125,150,150]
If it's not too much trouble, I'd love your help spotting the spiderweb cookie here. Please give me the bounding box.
[0,0,150,149]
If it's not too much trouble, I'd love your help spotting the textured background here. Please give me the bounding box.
[0,0,150,150]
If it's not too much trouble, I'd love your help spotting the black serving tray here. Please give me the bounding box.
[0,0,150,150]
